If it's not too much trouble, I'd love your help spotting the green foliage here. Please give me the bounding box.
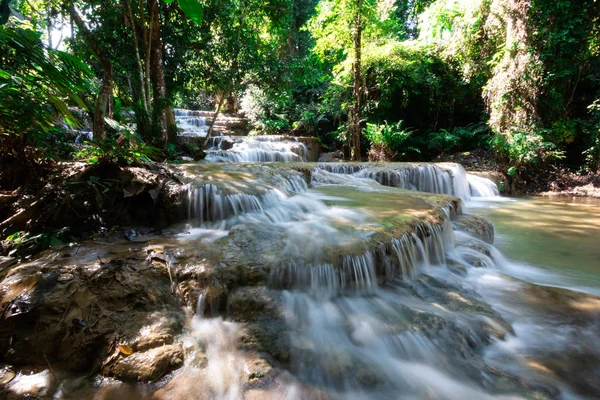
[583,99,600,171]
[75,119,162,165]
[363,121,414,150]
[164,142,182,160]
[0,22,92,157]
[427,123,489,154]
[5,227,75,258]
[1,0,599,179]
[292,107,330,135]
[163,0,204,25]
[489,129,565,175]
[240,85,292,134]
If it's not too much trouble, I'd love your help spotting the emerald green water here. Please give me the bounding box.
[469,196,600,291]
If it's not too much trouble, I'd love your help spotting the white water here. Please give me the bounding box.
[154,163,597,399]
[171,165,571,399]
[175,109,209,137]
[204,135,308,163]
[316,162,499,203]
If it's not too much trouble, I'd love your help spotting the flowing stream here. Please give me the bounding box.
[3,141,599,399]
[167,159,598,399]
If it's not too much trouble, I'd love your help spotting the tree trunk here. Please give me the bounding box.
[124,0,148,115]
[166,105,177,144]
[66,2,113,142]
[205,89,229,144]
[349,0,362,161]
[148,0,176,145]
[138,0,152,110]
[124,0,150,139]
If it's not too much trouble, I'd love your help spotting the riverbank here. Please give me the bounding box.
[435,149,600,198]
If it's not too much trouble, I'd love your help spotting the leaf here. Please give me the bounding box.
[118,344,133,356]
[147,291,156,302]
[8,5,24,21]
[178,0,203,25]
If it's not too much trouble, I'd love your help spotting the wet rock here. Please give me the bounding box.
[453,214,495,244]
[0,257,16,274]
[230,288,291,364]
[245,355,273,381]
[318,151,344,162]
[242,320,291,364]
[4,369,57,399]
[150,367,210,399]
[227,287,282,321]
[128,312,184,352]
[0,251,182,374]
[102,344,184,382]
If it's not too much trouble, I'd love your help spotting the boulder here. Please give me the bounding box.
[102,344,184,382]
[0,247,183,374]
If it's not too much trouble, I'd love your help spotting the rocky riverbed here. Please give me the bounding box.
[1,162,598,399]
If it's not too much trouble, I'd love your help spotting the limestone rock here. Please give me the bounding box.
[103,344,184,382]
[0,250,182,372]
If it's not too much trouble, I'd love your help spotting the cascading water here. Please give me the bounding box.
[163,161,577,399]
[316,162,499,203]
[175,108,209,137]
[467,174,501,197]
[23,158,596,399]
[204,135,308,162]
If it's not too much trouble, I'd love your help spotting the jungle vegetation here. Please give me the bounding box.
[1,0,599,182]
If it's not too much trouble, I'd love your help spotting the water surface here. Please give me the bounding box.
[469,196,600,293]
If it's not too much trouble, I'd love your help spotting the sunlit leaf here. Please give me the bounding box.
[118,345,133,355]
[178,0,203,25]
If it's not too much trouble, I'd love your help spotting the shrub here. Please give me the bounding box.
[428,123,490,154]
[583,99,600,171]
[363,121,418,160]
[489,128,565,177]
[75,119,162,165]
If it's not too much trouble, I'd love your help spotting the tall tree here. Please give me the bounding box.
[65,1,113,142]
[148,0,176,144]
[307,0,383,159]
[349,0,362,160]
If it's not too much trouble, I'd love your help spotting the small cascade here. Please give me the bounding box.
[316,163,499,203]
[166,163,571,399]
[196,291,207,316]
[184,174,308,226]
[269,217,457,298]
[204,135,308,163]
[175,109,209,137]
[184,316,246,399]
[271,252,378,299]
[467,174,501,197]
[204,135,233,150]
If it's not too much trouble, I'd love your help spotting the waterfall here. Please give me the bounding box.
[204,135,308,163]
[196,291,207,316]
[168,163,561,399]
[175,109,209,137]
[467,174,501,197]
[184,174,308,226]
[316,163,499,203]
